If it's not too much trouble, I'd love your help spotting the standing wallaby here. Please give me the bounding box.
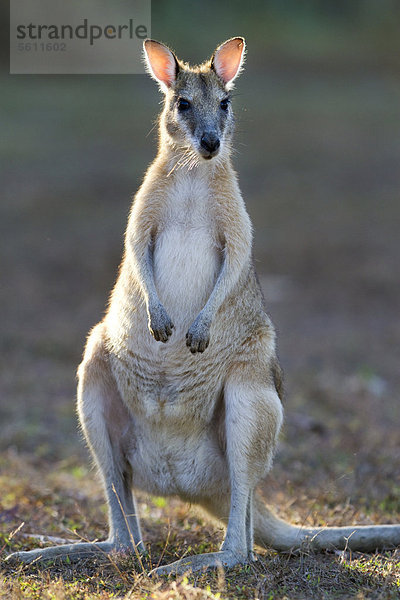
[7,38,400,575]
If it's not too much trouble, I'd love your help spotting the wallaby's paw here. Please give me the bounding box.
[186,316,210,353]
[149,550,245,577]
[149,304,174,342]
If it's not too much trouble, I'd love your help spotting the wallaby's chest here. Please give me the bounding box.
[153,174,222,328]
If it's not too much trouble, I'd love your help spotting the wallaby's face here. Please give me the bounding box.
[144,38,245,162]
[163,71,232,160]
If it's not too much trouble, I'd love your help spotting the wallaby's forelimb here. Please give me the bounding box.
[128,230,174,343]
[145,242,174,342]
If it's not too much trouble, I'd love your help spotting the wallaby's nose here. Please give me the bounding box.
[200,133,220,156]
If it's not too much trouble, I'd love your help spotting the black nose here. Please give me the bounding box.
[200,133,220,154]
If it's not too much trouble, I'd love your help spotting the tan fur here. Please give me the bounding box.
[7,37,399,574]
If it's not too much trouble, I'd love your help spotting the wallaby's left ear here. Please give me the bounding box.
[211,37,246,89]
[143,39,179,92]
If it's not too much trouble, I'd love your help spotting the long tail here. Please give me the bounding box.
[253,494,400,552]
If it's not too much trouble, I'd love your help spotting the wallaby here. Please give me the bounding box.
[7,38,400,575]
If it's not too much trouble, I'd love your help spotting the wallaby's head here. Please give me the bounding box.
[143,37,245,162]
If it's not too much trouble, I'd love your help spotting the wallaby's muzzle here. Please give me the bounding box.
[199,132,221,159]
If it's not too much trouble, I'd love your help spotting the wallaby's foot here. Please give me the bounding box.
[148,303,174,342]
[186,314,210,353]
[5,540,140,565]
[149,550,246,577]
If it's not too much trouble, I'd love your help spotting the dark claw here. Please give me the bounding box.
[151,326,174,343]
[186,316,210,353]
[149,305,174,343]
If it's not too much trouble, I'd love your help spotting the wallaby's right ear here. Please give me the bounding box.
[211,37,246,89]
[143,39,179,92]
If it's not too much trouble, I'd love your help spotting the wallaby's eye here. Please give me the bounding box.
[177,98,191,111]
[220,98,230,111]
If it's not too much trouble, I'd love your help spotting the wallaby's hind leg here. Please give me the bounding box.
[7,324,144,565]
[150,361,283,576]
[77,325,144,555]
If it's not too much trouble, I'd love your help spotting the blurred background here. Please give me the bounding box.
[1,1,399,520]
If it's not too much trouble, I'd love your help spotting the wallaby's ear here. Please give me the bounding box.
[211,37,246,89]
[143,39,179,92]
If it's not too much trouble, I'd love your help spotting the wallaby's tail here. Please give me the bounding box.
[253,493,400,552]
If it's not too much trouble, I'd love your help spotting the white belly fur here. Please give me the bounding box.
[154,225,220,330]
[153,171,221,332]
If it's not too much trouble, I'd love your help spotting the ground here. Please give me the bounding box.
[1,9,400,598]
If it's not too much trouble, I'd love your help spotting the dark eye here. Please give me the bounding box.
[177,98,191,111]
[220,98,229,111]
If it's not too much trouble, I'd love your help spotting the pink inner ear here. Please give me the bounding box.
[213,38,244,84]
[145,41,176,87]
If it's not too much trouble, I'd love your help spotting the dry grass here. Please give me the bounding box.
[1,443,399,600]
